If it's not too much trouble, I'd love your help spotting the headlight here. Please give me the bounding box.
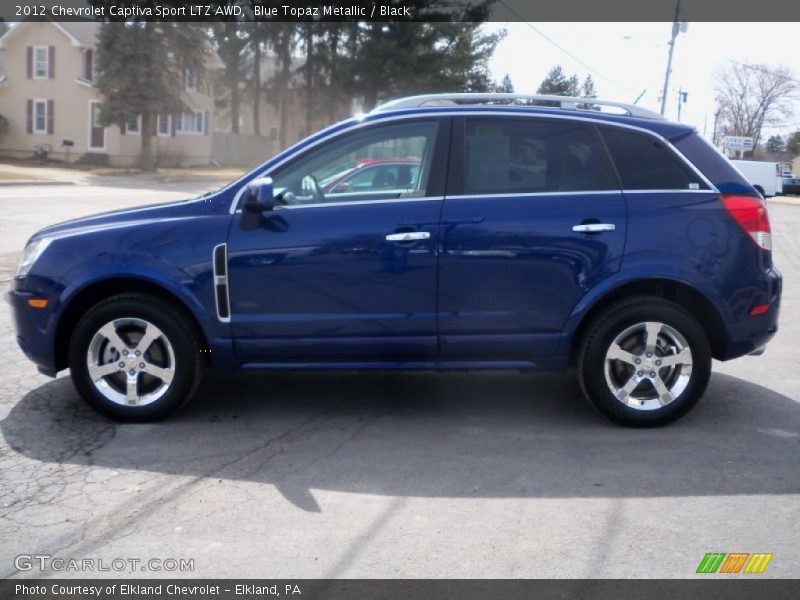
[15,238,52,278]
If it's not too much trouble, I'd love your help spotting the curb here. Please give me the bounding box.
[768,196,800,207]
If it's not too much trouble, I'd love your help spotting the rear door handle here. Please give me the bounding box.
[572,223,616,233]
[386,231,431,242]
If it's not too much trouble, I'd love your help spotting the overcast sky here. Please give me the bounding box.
[485,22,800,141]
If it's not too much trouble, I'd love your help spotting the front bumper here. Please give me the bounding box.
[7,286,59,375]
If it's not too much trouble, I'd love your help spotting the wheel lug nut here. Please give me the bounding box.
[118,362,125,368]
[635,358,641,364]
[128,369,135,375]
[655,360,661,366]
[139,363,145,369]
[646,352,652,358]
[122,350,128,356]
[650,371,656,377]
[637,371,643,377]
[135,350,141,357]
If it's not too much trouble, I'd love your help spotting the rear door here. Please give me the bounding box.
[438,115,626,360]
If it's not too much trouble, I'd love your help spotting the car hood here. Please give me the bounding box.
[30,197,216,242]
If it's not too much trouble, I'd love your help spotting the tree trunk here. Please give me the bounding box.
[231,84,241,134]
[304,25,315,136]
[253,38,261,136]
[140,112,156,172]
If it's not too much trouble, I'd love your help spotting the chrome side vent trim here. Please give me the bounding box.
[212,243,231,323]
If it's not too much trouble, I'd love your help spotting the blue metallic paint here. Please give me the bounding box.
[8,105,781,378]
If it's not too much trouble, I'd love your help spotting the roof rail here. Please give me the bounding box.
[372,93,664,120]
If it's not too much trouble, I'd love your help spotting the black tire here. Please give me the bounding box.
[577,296,711,427]
[68,293,203,422]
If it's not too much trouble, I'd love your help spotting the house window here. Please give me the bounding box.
[33,100,47,133]
[176,110,204,134]
[185,69,197,91]
[157,114,171,136]
[33,46,48,79]
[125,115,141,134]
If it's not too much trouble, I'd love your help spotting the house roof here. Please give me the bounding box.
[57,22,100,47]
[0,19,221,68]
[0,20,97,49]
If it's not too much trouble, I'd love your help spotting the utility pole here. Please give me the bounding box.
[660,0,683,116]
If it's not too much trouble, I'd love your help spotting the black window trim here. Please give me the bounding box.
[228,110,718,213]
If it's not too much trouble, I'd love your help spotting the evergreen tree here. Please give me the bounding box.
[496,73,515,93]
[94,22,208,170]
[787,131,800,157]
[766,135,786,156]
[537,66,580,96]
[581,74,597,98]
[579,74,600,110]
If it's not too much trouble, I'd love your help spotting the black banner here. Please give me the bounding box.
[3,579,800,600]
[2,0,800,23]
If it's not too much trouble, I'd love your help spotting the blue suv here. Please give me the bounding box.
[9,94,782,426]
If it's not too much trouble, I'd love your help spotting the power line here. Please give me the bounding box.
[499,0,637,94]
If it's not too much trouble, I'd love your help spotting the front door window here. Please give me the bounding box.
[269,121,439,206]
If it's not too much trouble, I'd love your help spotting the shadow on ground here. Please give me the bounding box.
[3,370,799,511]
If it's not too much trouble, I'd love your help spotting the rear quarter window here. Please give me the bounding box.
[671,132,751,190]
[599,127,709,191]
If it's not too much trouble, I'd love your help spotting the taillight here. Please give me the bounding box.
[720,195,772,251]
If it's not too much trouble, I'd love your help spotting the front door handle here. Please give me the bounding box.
[572,223,616,233]
[386,231,431,242]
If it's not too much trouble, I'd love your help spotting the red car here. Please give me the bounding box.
[320,158,421,194]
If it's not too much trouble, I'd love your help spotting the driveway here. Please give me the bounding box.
[0,183,798,579]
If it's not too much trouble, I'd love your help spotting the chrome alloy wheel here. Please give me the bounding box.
[603,321,693,411]
[86,318,176,407]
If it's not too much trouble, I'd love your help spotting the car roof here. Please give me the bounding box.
[356,105,696,142]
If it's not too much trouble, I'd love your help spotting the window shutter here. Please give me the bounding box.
[26,47,33,79]
[48,46,55,79]
[47,100,54,134]
[26,100,33,134]
[84,49,93,80]
[204,110,209,135]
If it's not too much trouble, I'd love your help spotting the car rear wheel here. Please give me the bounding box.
[68,293,203,422]
[577,297,711,427]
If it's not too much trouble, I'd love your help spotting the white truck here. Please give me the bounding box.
[731,160,783,198]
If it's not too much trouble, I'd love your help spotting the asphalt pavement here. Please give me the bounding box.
[0,182,798,579]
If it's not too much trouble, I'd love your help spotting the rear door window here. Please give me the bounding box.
[599,127,709,191]
[462,118,618,195]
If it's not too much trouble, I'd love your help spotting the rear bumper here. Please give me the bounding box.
[717,266,782,360]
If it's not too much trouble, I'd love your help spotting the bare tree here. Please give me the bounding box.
[714,61,799,151]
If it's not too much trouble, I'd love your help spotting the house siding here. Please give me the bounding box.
[0,21,216,167]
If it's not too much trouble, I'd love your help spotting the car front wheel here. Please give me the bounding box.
[577,297,712,427]
[68,293,202,421]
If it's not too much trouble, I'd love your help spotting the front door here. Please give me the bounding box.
[88,102,105,150]
[227,118,449,361]
[438,116,627,360]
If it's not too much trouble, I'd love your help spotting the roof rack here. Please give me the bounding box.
[372,93,664,120]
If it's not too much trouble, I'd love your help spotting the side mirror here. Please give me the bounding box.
[243,177,275,212]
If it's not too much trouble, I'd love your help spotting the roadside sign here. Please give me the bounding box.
[723,136,754,150]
